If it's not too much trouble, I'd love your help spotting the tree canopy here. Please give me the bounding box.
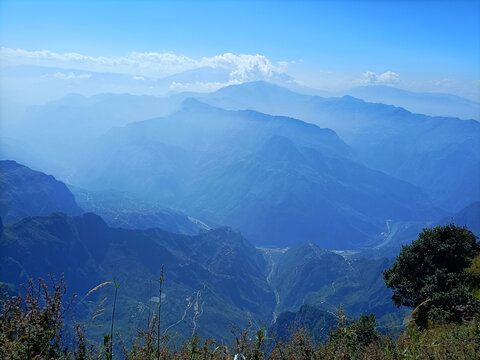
[383,223,480,324]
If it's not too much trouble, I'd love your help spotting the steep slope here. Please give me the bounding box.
[0,212,275,341]
[0,160,83,223]
[268,243,404,331]
[269,242,349,312]
[72,100,437,249]
[303,256,407,332]
[197,81,480,211]
[180,136,434,248]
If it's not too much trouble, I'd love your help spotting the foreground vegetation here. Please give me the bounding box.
[1,224,479,359]
[0,276,479,360]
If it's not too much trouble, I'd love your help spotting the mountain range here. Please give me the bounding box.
[194,82,480,211]
[1,160,478,341]
[0,211,274,341]
[1,77,478,341]
[4,81,477,247]
[70,99,440,248]
[0,162,394,341]
[5,82,478,216]
[3,64,478,120]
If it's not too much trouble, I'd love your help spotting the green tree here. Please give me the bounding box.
[383,223,480,324]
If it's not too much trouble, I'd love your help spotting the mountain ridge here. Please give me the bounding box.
[71,100,440,248]
[0,211,275,340]
[196,81,480,211]
[0,160,83,223]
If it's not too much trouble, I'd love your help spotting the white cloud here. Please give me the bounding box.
[198,53,287,82]
[48,72,92,80]
[361,71,400,85]
[1,47,288,82]
[166,55,292,92]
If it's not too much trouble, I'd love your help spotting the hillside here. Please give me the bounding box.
[265,243,404,330]
[0,212,410,342]
[0,158,409,341]
[71,100,439,249]
[0,212,274,340]
[0,160,83,223]
[197,81,480,211]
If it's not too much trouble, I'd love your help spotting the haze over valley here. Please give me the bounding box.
[1,0,479,351]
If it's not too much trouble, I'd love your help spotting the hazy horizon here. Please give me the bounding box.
[1,0,479,104]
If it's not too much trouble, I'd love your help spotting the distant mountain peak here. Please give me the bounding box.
[340,94,364,103]
[179,97,214,110]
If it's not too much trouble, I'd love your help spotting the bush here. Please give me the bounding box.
[0,275,72,359]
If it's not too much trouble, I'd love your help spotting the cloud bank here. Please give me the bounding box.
[3,47,474,100]
[1,47,288,83]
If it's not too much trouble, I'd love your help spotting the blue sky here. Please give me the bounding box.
[1,0,479,98]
